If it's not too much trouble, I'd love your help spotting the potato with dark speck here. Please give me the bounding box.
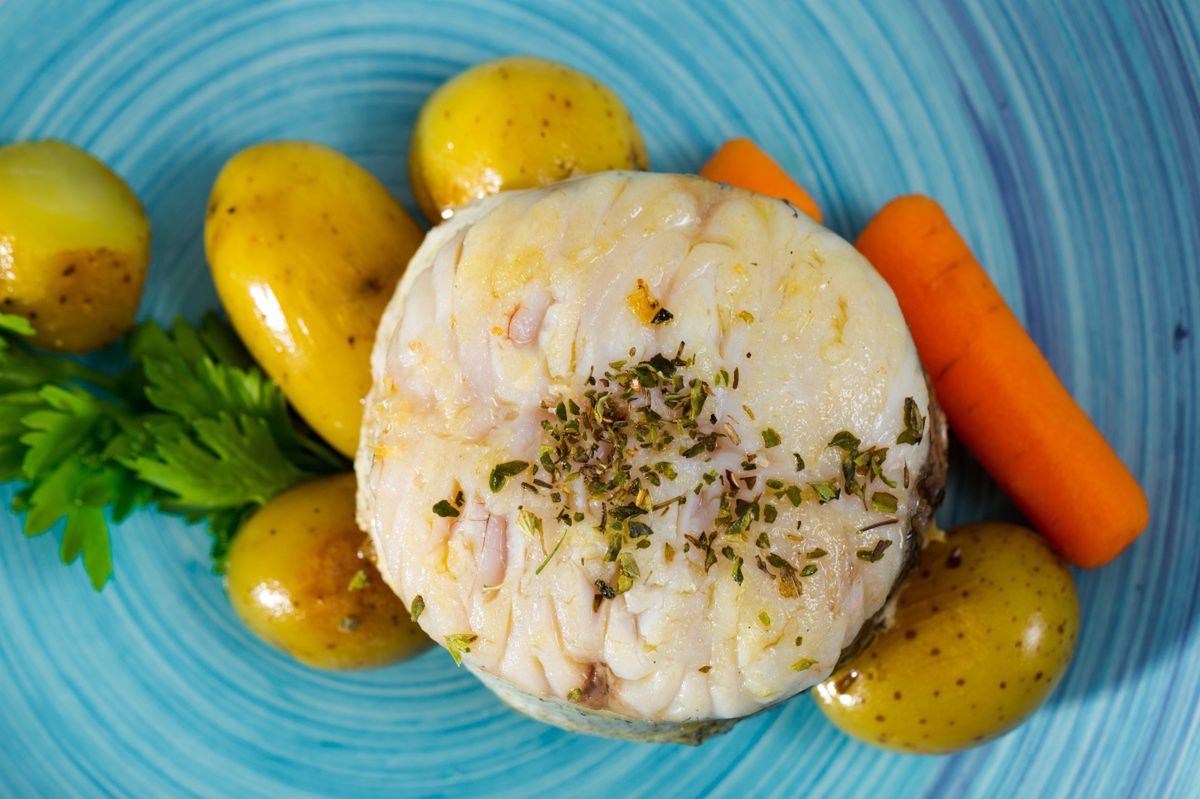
[205,142,424,456]
[0,140,150,352]
[409,56,649,222]
[225,474,430,670]
[813,522,1079,753]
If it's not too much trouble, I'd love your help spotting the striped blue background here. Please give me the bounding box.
[0,1,1196,797]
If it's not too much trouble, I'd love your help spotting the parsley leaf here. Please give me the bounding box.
[0,314,349,589]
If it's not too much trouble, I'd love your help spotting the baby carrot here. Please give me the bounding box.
[700,138,823,223]
[856,195,1148,568]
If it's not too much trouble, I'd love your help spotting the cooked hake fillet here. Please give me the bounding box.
[357,172,945,743]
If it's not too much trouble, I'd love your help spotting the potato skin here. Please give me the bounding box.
[205,142,424,456]
[409,55,649,222]
[813,523,1079,753]
[225,474,430,670]
[0,140,150,352]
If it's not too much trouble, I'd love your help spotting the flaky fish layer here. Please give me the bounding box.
[357,172,932,736]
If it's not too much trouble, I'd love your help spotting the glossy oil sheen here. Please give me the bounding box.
[0,2,1196,797]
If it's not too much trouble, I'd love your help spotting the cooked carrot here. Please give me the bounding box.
[856,195,1148,568]
[700,138,823,223]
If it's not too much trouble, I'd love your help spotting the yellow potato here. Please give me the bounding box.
[813,523,1079,753]
[0,140,150,352]
[205,142,424,456]
[409,55,649,222]
[225,474,430,670]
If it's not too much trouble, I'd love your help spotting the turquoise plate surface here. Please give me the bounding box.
[1,2,1196,797]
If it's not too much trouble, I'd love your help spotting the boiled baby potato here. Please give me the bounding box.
[225,474,430,670]
[409,55,649,222]
[205,142,424,456]
[0,140,150,352]
[813,523,1079,753]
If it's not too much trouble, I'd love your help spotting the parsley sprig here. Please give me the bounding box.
[0,313,348,589]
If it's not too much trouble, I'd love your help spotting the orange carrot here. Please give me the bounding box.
[856,195,1148,568]
[700,138,823,223]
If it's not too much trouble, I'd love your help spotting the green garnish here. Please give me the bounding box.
[732,556,744,584]
[794,636,804,646]
[410,595,425,622]
[517,509,543,537]
[535,530,567,575]
[758,610,771,627]
[857,539,893,562]
[0,314,347,589]
[762,504,778,523]
[800,563,819,577]
[431,500,460,518]
[761,428,781,448]
[828,430,861,452]
[698,665,712,674]
[489,461,530,492]
[567,687,583,702]
[794,453,805,471]
[737,310,755,324]
[870,492,899,513]
[806,548,828,559]
[445,633,478,666]
[627,521,654,538]
[766,553,793,570]
[616,552,640,593]
[790,658,816,672]
[809,481,840,504]
[896,397,925,445]
[347,570,369,591]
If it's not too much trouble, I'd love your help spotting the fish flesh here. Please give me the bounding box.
[357,172,946,743]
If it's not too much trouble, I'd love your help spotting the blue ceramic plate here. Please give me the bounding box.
[1,2,1196,797]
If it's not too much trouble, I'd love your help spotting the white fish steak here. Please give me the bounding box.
[357,172,947,743]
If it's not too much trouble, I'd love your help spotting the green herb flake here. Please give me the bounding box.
[432,500,460,518]
[806,548,828,560]
[800,563,818,577]
[763,504,778,523]
[628,520,654,538]
[857,539,893,563]
[489,460,530,492]
[766,553,794,571]
[794,636,804,647]
[445,633,478,666]
[567,687,583,702]
[737,310,755,324]
[790,658,816,672]
[809,481,840,504]
[698,665,712,674]
[828,430,861,452]
[347,570,369,592]
[756,532,771,549]
[896,397,926,445]
[517,509,543,538]
[535,530,568,574]
[410,595,426,622]
[616,552,640,593]
[870,491,899,514]
[732,556,744,584]
[794,453,805,471]
[761,428,781,448]
[782,485,803,507]
[758,610,771,627]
